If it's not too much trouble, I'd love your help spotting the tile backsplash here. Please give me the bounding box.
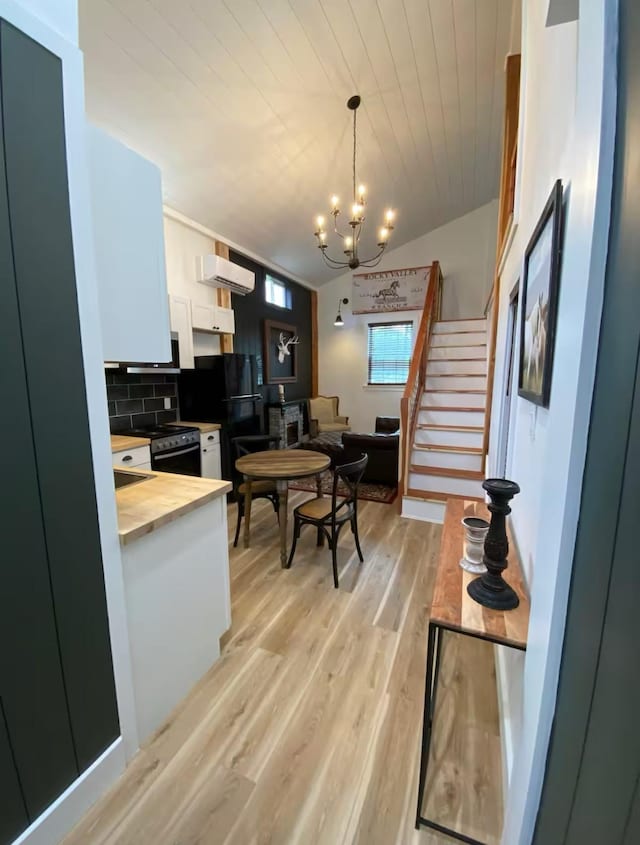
[106,372,178,432]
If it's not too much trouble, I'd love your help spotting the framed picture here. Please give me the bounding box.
[518,180,563,407]
[263,319,298,384]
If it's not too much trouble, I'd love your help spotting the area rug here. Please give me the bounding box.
[288,470,398,504]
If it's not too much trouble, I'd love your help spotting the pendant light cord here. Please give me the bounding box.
[352,105,357,204]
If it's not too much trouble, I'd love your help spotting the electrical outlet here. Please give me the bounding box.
[164,397,171,410]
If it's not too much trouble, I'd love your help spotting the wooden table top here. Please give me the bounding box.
[236,448,331,480]
[430,498,530,649]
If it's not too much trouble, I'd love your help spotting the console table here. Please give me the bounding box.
[415,498,530,844]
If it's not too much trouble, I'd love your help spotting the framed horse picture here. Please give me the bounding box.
[351,266,430,314]
[518,180,563,407]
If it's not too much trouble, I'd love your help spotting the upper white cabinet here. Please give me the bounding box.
[87,125,170,363]
[191,302,235,334]
[168,295,195,368]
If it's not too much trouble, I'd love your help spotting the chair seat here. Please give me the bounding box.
[238,479,278,495]
[318,422,351,433]
[295,496,353,523]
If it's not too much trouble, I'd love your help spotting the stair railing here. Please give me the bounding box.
[399,261,443,499]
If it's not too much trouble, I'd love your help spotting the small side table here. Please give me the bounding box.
[415,499,530,844]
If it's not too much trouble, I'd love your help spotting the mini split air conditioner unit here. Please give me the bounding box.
[196,254,255,296]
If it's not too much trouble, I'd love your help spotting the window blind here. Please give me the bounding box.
[367,321,413,384]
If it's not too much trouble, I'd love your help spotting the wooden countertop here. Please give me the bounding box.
[111,434,151,452]
[175,421,222,434]
[430,498,530,649]
[115,467,231,546]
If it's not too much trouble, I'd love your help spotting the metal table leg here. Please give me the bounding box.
[415,624,487,845]
[415,621,441,827]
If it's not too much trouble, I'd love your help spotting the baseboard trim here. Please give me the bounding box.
[13,738,125,845]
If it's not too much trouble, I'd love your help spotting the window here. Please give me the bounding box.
[265,274,292,309]
[367,321,413,385]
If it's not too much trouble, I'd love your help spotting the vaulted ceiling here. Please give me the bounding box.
[79,0,515,286]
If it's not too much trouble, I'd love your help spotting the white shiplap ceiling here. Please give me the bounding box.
[79,0,514,286]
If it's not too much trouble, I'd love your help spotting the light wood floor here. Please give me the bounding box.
[63,494,502,845]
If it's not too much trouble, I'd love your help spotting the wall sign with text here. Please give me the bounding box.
[351,265,430,314]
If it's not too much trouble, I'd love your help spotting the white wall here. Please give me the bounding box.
[18,0,76,43]
[163,213,221,357]
[317,200,498,432]
[487,2,617,843]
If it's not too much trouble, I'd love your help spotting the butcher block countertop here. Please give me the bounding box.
[111,434,151,452]
[115,467,231,546]
[175,420,221,433]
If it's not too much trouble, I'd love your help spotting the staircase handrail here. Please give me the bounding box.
[399,261,443,498]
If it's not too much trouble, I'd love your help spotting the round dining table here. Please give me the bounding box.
[235,448,331,567]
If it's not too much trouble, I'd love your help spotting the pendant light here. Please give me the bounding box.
[334,298,349,326]
[314,95,396,270]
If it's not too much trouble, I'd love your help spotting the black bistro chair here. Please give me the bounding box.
[232,434,281,548]
[286,453,368,588]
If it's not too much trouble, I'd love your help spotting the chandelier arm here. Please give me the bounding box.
[319,250,349,269]
[358,245,387,268]
[333,218,347,239]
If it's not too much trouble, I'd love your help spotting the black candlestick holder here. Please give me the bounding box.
[467,478,521,611]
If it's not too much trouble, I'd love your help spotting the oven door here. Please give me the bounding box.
[151,441,201,476]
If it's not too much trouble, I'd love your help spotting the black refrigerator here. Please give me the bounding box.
[177,353,263,481]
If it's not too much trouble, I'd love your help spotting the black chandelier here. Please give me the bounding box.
[313,95,396,270]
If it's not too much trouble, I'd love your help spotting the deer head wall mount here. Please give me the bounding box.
[277,332,299,364]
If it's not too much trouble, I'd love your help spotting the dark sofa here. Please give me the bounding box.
[341,417,400,486]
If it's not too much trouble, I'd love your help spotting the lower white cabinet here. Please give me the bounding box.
[121,495,230,744]
[200,430,222,479]
[112,445,151,468]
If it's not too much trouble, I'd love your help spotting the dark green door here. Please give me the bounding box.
[0,19,119,839]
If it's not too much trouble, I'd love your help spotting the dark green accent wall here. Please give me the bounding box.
[0,19,119,837]
[229,250,312,404]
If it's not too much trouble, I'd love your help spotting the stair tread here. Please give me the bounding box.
[430,343,488,349]
[422,389,486,394]
[427,357,487,362]
[413,443,483,454]
[406,488,484,503]
[435,317,487,323]
[410,464,484,480]
[417,423,484,432]
[426,373,487,378]
[420,405,485,412]
[436,321,487,335]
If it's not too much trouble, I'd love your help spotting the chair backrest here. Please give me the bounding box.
[330,452,368,518]
[232,434,281,460]
[309,395,339,424]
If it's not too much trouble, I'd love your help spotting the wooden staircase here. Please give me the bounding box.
[407,317,486,503]
[399,270,488,523]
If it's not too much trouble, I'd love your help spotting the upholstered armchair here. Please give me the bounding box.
[308,395,351,437]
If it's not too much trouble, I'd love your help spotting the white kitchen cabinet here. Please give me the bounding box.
[87,126,170,364]
[191,302,235,335]
[112,445,151,469]
[169,294,195,368]
[121,494,230,743]
[200,430,222,479]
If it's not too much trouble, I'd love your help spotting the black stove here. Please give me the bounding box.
[122,424,201,475]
